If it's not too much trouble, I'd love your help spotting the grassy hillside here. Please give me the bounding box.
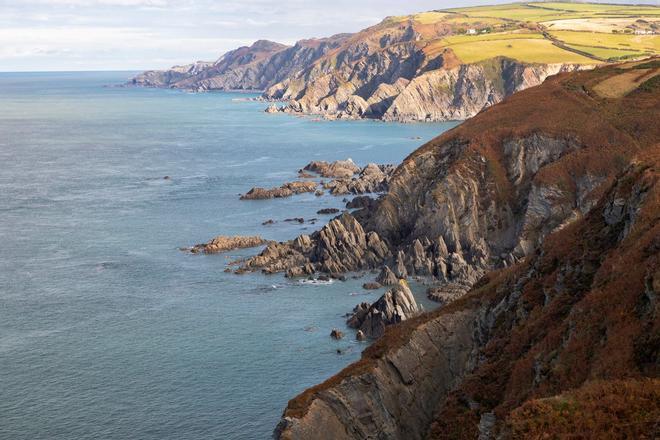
[401,2,659,64]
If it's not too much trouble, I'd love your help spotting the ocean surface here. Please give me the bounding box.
[0,71,458,440]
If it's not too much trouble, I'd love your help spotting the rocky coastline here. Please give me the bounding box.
[273,60,660,439]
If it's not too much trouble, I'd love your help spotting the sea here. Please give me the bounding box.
[0,71,458,439]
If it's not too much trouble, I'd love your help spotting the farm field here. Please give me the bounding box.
[411,2,660,64]
[447,38,596,64]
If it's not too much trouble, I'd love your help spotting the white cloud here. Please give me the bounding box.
[0,0,655,71]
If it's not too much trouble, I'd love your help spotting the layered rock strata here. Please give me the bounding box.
[346,282,421,339]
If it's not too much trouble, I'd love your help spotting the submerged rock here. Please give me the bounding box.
[362,282,382,290]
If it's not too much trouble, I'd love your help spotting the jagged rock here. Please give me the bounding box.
[346,302,370,328]
[262,219,275,225]
[239,213,390,276]
[394,250,408,279]
[347,282,421,339]
[265,104,279,113]
[330,328,344,339]
[362,282,382,290]
[185,235,267,254]
[324,164,395,195]
[376,266,399,286]
[303,159,360,178]
[240,181,317,200]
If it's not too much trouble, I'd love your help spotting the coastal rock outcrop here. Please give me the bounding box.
[240,181,318,200]
[185,235,268,254]
[303,159,360,178]
[239,212,390,276]
[323,164,395,195]
[346,282,421,339]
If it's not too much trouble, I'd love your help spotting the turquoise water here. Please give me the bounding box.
[0,71,457,439]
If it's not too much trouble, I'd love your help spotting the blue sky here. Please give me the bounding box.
[0,0,656,71]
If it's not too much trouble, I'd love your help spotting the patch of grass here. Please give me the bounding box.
[565,43,646,61]
[412,11,450,25]
[442,31,544,45]
[538,2,651,14]
[449,38,595,64]
[550,30,660,53]
[460,7,563,22]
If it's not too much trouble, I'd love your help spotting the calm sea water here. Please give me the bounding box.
[0,71,457,440]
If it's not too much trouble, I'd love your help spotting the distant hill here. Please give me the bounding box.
[130,2,659,122]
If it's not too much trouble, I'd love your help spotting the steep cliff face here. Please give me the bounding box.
[278,153,659,439]
[242,62,658,297]
[129,36,349,91]
[266,47,589,122]
[275,61,659,439]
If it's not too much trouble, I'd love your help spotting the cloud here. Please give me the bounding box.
[0,0,655,71]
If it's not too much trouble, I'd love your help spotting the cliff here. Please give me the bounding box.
[129,36,349,91]
[132,3,659,120]
[275,61,660,438]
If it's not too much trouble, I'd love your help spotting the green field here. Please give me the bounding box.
[550,30,659,53]
[408,2,660,64]
[447,38,595,64]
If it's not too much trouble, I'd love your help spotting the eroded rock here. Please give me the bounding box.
[346,281,421,339]
[186,235,268,254]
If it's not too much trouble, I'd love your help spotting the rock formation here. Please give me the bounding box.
[323,164,395,195]
[240,213,390,277]
[375,266,398,286]
[346,282,421,339]
[240,181,317,200]
[185,235,268,254]
[274,61,660,440]
[303,159,360,178]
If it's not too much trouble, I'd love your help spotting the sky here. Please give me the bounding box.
[1,0,657,72]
